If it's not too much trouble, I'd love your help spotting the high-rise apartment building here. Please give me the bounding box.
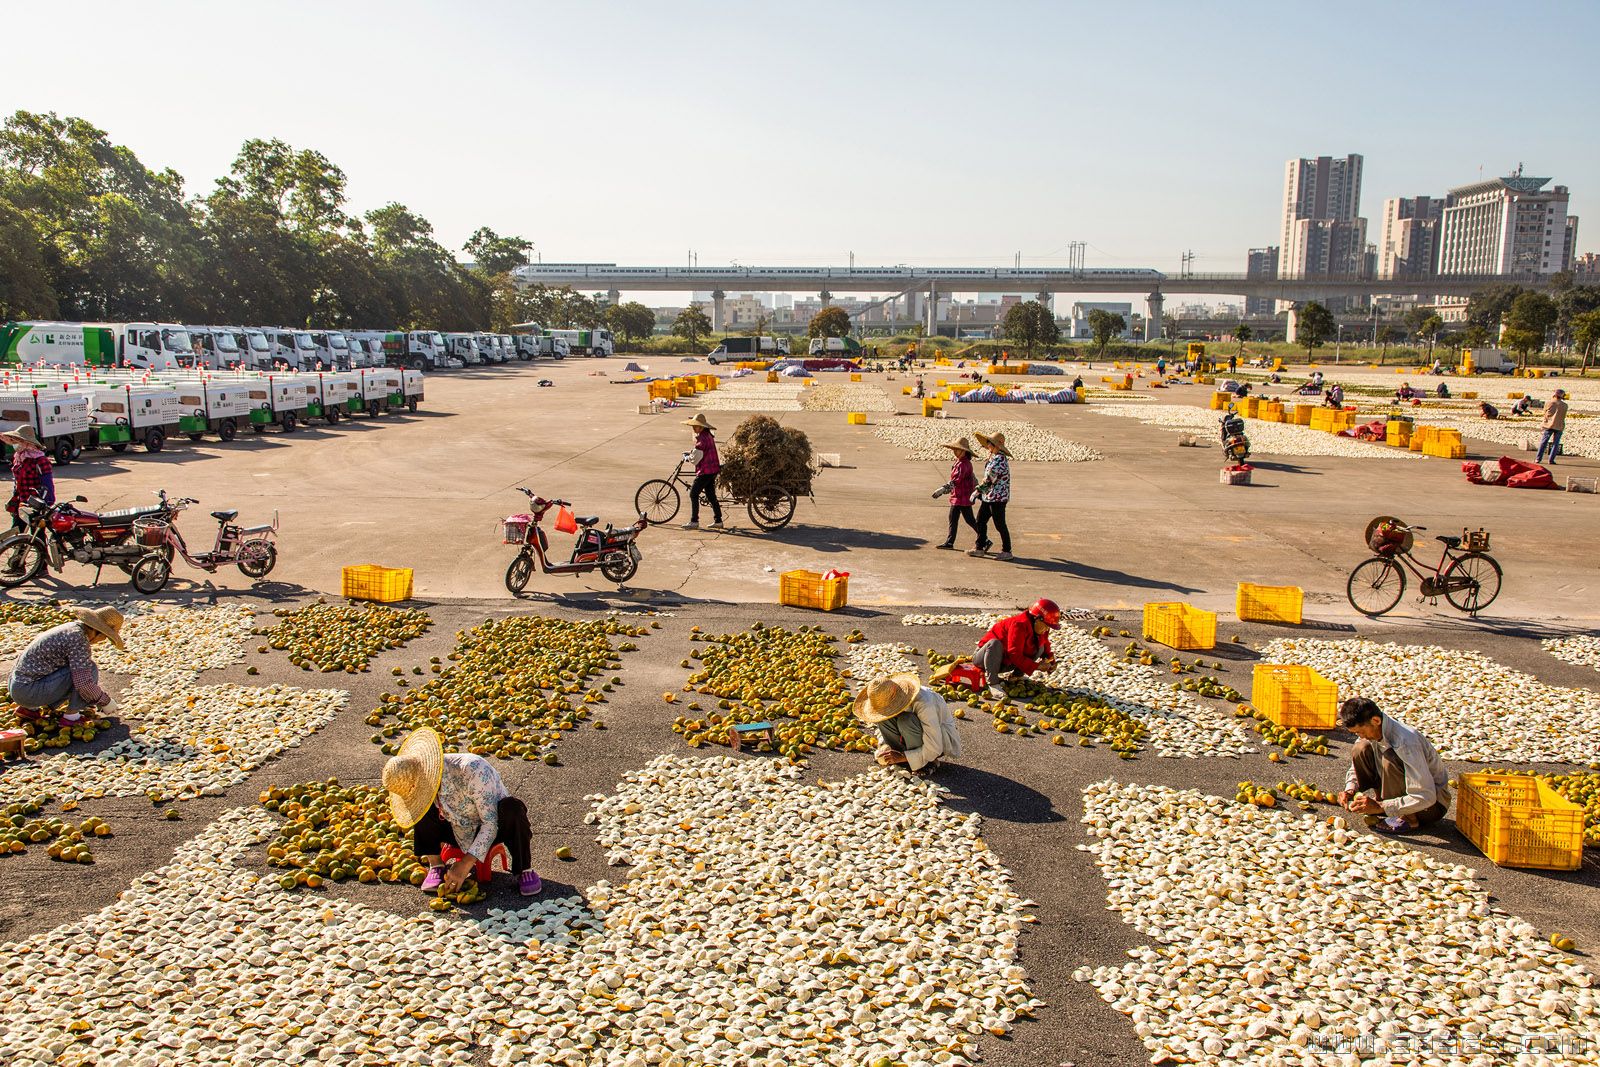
[1244,246,1278,316]
[1280,154,1368,279]
[1436,170,1576,276]
[1379,196,1443,279]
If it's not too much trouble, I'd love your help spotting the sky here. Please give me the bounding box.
[5,0,1598,287]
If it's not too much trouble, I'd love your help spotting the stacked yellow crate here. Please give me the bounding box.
[1293,404,1315,425]
[1385,421,1412,448]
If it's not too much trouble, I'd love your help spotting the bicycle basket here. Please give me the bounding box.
[1366,518,1411,557]
[1462,528,1491,552]
[132,516,171,548]
[501,514,532,545]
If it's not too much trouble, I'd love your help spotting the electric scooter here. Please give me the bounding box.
[502,488,647,594]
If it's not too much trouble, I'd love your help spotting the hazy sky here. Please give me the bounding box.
[6,0,1597,278]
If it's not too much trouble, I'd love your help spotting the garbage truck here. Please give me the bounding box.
[382,330,448,370]
[309,330,354,370]
[1,320,191,369]
[74,383,184,453]
[0,386,92,464]
[444,333,484,366]
[170,379,256,441]
[265,328,318,370]
[545,328,613,357]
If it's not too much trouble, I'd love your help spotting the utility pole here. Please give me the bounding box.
[1180,250,1195,278]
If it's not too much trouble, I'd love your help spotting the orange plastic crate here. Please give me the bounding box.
[779,570,848,611]
[342,564,414,603]
[1141,602,1216,650]
[1456,773,1584,870]
[1236,583,1303,624]
[1251,664,1337,729]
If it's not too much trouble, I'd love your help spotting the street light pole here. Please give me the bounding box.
[1336,323,1346,363]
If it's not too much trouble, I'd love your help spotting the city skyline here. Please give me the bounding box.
[2,0,1595,278]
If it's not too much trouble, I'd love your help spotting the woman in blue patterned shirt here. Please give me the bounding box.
[969,430,1013,560]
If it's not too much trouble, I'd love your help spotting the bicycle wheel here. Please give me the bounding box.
[505,553,534,595]
[1347,556,1405,617]
[634,479,681,525]
[0,536,45,589]
[131,554,171,595]
[748,485,797,531]
[1442,553,1502,614]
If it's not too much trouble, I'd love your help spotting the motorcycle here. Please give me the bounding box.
[0,492,172,590]
[502,488,646,594]
[1220,408,1251,464]
[123,492,279,593]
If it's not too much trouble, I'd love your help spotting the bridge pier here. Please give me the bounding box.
[903,290,921,325]
[1036,291,1051,314]
[606,289,620,308]
[1144,292,1164,342]
[819,291,832,307]
[711,290,726,333]
[1284,306,1299,345]
[925,283,938,336]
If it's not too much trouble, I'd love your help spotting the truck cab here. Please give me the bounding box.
[444,333,482,365]
[308,330,353,370]
[473,333,505,364]
[187,326,247,370]
[264,329,317,370]
[807,336,862,357]
[116,322,191,370]
[237,328,274,369]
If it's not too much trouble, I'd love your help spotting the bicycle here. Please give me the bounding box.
[633,452,801,532]
[1346,516,1502,617]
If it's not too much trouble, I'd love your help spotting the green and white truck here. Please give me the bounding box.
[545,328,613,357]
[1,321,192,370]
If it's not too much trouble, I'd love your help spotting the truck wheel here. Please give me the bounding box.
[52,438,73,466]
[411,358,426,371]
[219,419,237,442]
[368,401,382,418]
[144,428,165,453]
[407,397,418,413]
[326,405,341,425]
[281,412,297,433]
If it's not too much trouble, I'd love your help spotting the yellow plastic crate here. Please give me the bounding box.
[342,564,414,603]
[1457,773,1584,870]
[675,380,696,397]
[1239,398,1260,418]
[1142,602,1216,650]
[846,412,866,425]
[921,398,942,416]
[767,371,779,382]
[1251,664,1337,728]
[902,386,913,395]
[1386,423,1412,447]
[850,373,862,382]
[1236,583,1303,624]
[1293,404,1314,425]
[779,570,848,612]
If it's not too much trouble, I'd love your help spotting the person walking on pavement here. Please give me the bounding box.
[3,423,55,534]
[1537,389,1568,464]
[679,413,724,530]
[932,437,980,550]
[973,600,1060,700]
[969,430,1012,560]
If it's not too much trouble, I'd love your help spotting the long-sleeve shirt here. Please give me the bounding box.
[693,430,720,475]
[7,449,53,515]
[437,753,509,862]
[947,456,976,507]
[9,623,110,706]
[1543,398,1568,431]
[979,612,1052,675]
[875,686,963,772]
[976,453,1010,503]
[1344,713,1451,819]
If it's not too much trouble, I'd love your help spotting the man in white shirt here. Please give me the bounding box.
[1337,697,1450,832]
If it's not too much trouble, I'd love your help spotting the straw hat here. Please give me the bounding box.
[942,436,974,455]
[973,430,1011,457]
[0,423,44,451]
[73,606,125,650]
[683,413,715,431]
[852,673,920,724]
[382,728,444,829]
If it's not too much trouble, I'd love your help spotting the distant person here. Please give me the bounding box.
[1537,389,1568,464]
[1228,354,1238,373]
[679,413,723,530]
[968,431,1012,560]
[1479,401,1500,420]
[1155,356,1166,377]
[1435,382,1450,399]
[1511,395,1532,417]
[1324,384,1344,407]
[1071,375,1084,392]
[1337,698,1449,834]
[932,436,980,551]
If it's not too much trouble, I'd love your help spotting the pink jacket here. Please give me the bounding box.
[693,430,720,475]
[948,456,976,507]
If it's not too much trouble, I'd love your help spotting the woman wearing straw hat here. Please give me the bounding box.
[680,413,724,530]
[852,672,961,773]
[7,607,124,723]
[931,436,980,550]
[2,424,56,538]
[969,430,1013,560]
[383,728,541,897]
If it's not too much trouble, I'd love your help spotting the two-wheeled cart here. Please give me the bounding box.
[633,452,812,531]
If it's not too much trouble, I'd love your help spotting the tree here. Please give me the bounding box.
[808,305,851,339]
[673,305,712,348]
[606,300,655,343]
[1233,322,1252,354]
[1572,308,1600,376]
[1417,313,1443,361]
[1161,313,1178,340]
[463,227,532,276]
[1295,301,1335,358]
[741,313,770,339]
[1465,284,1523,336]
[0,198,57,318]
[1085,308,1126,358]
[1501,291,1558,367]
[1002,300,1059,357]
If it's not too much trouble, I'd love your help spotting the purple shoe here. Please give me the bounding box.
[519,870,543,896]
[420,865,446,891]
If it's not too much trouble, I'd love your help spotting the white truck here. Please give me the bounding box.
[184,326,250,370]
[355,367,414,416]
[0,387,92,464]
[545,328,613,357]
[242,376,314,433]
[308,330,354,370]
[383,330,448,370]
[444,333,483,366]
[472,333,502,364]
[265,329,318,370]
[170,379,256,442]
[1464,347,1517,375]
[345,331,386,368]
[307,371,361,424]
[75,383,184,452]
[0,320,190,370]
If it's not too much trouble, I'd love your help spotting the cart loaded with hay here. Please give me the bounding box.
[634,414,818,531]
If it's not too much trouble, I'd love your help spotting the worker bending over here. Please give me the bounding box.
[852,673,961,774]
[1337,697,1450,833]
[975,599,1060,700]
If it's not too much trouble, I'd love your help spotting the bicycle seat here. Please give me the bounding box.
[211,509,238,523]
[575,515,600,528]
[1436,534,1461,548]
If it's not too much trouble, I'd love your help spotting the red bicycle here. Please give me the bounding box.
[503,488,646,594]
[1346,516,1502,617]
[128,494,279,593]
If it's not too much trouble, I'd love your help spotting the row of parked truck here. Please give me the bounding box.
[1,365,426,465]
[0,321,618,373]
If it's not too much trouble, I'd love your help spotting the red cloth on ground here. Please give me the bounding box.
[1507,468,1557,489]
[1462,462,1483,483]
[978,612,1052,675]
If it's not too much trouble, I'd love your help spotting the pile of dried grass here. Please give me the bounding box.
[717,414,816,497]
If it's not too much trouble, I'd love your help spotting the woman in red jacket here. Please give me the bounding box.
[975,599,1060,699]
[680,413,724,530]
[932,436,981,550]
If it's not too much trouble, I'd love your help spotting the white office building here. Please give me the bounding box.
[1437,170,1577,277]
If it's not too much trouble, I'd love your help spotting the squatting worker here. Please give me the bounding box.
[680,413,724,531]
[1537,388,1568,465]
[1337,697,1450,833]
[932,436,980,550]
[7,606,123,722]
[383,727,542,896]
[975,599,1060,700]
[852,673,961,774]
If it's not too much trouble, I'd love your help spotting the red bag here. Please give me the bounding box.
[554,506,578,534]
[1507,468,1557,490]
[1461,462,1483,484]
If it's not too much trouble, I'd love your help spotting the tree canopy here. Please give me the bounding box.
[1084,308,1124,357]
[1295,301,1335,354]
[1501,291,1558,365]
[1002,300,1059,356]
[673,306,712,347]
[808,306,851,339]
[606,301,656,342]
